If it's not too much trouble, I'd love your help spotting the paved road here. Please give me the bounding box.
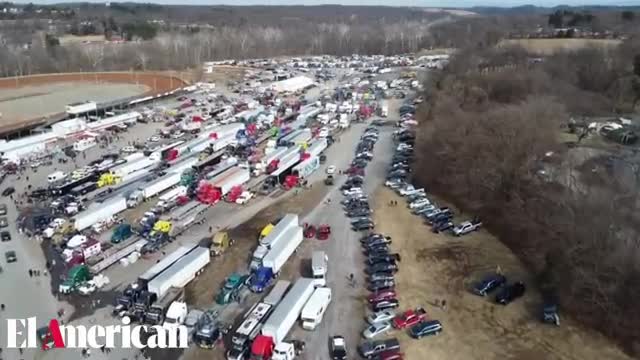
[292,122,395,359]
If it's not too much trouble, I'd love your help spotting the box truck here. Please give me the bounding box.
[311,251,328,287]
[300,287,332,330]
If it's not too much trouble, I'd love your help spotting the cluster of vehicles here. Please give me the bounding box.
[341,126,380,232]
[386,130,483,237]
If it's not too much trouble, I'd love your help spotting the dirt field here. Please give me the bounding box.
[58,34,106,45]
[372,187,632,360]
[498,38,622,55]
[184,184,330,360]
[0,72,189,134]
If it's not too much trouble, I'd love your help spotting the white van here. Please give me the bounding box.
[47,171,67,183]
[312,251,328,287]
[301,287,332,330]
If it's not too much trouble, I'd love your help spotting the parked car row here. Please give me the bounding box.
[343,126,379,232]
[386,131,483,237]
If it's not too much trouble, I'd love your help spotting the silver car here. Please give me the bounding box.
[362,321,392,339]
[367,310,396,325]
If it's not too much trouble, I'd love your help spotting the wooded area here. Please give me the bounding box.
[416,38,640,355]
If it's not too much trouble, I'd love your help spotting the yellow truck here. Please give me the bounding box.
[259,224,274,241]
[210,232,234,256]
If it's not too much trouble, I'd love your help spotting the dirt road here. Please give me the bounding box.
[372,188,632,360]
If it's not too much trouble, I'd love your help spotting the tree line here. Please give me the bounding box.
[416,38,640,355]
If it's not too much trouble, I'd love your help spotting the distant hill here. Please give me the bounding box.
[467,5,640,15]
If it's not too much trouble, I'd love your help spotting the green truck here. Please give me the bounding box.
[58,265,91,294]
[111,223,132,244]
[216,273,250,305]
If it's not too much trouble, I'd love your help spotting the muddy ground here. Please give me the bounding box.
[184,183,329,360]
[371,187,632,360]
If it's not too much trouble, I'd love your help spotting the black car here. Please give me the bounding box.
[360,234,391,244]
[432,221,454,233]
[473,274,507,296]
[367,273,395,282]
[364,245,390,255]
[495,282,526,305]
[1,231,10,242]
[347,209,372,218]
[2,187,15,197]
[368,280,395,292]
[5,250,16,263]
[410,320,443,339]
[331,335,347,360]
[367,253,401,265]
[371,298,400,312]
[427,212,454,225]
[366,263,398,275]
[362,238,391,248]
[352,222,374,231]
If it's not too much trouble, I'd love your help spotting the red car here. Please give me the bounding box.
[372,350,404,360]
[368,290,397,304]
[347,166,365,176]
[317,225,331,240]
[392,307,427,329]
[303,224,316,239]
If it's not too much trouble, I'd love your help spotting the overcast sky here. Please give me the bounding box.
[8,0,640,7]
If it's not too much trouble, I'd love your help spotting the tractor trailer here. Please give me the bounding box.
[250,214,299,269]
[250,226,303,292]
[251,278,315,360]
[74,196,127,231]
[226,280,291,360]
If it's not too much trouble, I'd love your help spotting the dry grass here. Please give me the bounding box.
[372,187,631,360]
[59,34,106,45]
[498,38,622,55]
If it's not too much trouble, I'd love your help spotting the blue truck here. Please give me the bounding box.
[250,226,303,292]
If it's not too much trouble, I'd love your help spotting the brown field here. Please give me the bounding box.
[371,187,631,360]
[0,72,189,135]
[499,38,622,55]
[58,34,106,45]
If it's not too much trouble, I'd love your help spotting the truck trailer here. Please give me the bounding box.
[74,196,127,231]
[250,214,299,269]
[147,247,210,299]
[127,172,182,208]
[250,226,303,292]
[88,238,148,274]
[251,278,315,359]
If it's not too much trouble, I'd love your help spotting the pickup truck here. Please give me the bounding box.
[452,219,482,236]
[392,307,427,329]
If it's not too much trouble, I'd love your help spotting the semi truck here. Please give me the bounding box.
[73,196,128,231]
[156,185,188,211]
[291,156,319,180]
[127,172,182,208]
[267,146,301,174]
[143,287,184,325]
[113,244,199,318]
[251,278,315,360]
[250,214,299,270]
[311,251,328,287]
[168,202,208,238]
[300,287,332,330]
[250,226,303,292]
[226,280,291,360]
[147,247,210,299]
[197,167,251,204]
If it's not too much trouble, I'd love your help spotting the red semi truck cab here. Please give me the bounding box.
[250,335,274,359]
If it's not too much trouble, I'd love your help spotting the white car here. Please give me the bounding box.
[385,180,403,187]
[326,165,336,175]
[171,131,185,139]
[409,198,431,209]
[362,321,392,339]
[343,188,363,196]
[367,310,396,325]
[235,191,254,205]
[149,135,161,142]
[401,187,425,196]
